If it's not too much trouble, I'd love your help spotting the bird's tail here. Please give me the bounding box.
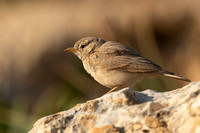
[164,73,191,82]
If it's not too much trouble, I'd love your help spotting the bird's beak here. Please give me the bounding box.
[64,47,77,53]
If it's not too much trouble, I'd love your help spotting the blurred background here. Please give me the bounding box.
[0,0,200,132]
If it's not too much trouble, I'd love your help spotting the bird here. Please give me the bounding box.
[64,37,191,94]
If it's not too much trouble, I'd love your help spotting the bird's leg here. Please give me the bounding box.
[105,86,119,95]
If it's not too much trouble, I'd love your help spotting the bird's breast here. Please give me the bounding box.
[82,59,96,75]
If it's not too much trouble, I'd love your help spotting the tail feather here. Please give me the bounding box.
[164,73,191,82]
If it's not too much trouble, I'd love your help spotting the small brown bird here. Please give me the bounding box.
[64,37,191,94]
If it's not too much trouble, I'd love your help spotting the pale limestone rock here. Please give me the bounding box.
[29,82,200,133]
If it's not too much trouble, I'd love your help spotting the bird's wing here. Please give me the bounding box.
[89,41,164,73]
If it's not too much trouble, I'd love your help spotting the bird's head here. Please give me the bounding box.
[64,37,106,59]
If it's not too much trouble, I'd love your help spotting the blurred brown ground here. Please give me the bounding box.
[0,0,200,132]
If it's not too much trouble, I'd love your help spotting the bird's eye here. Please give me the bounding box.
[80,44,86,49]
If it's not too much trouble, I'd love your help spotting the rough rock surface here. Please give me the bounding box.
[29,82,200,133]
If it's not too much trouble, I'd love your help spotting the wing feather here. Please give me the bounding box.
[89,41,163,73]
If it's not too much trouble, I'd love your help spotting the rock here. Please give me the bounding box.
[29,82,200,133]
